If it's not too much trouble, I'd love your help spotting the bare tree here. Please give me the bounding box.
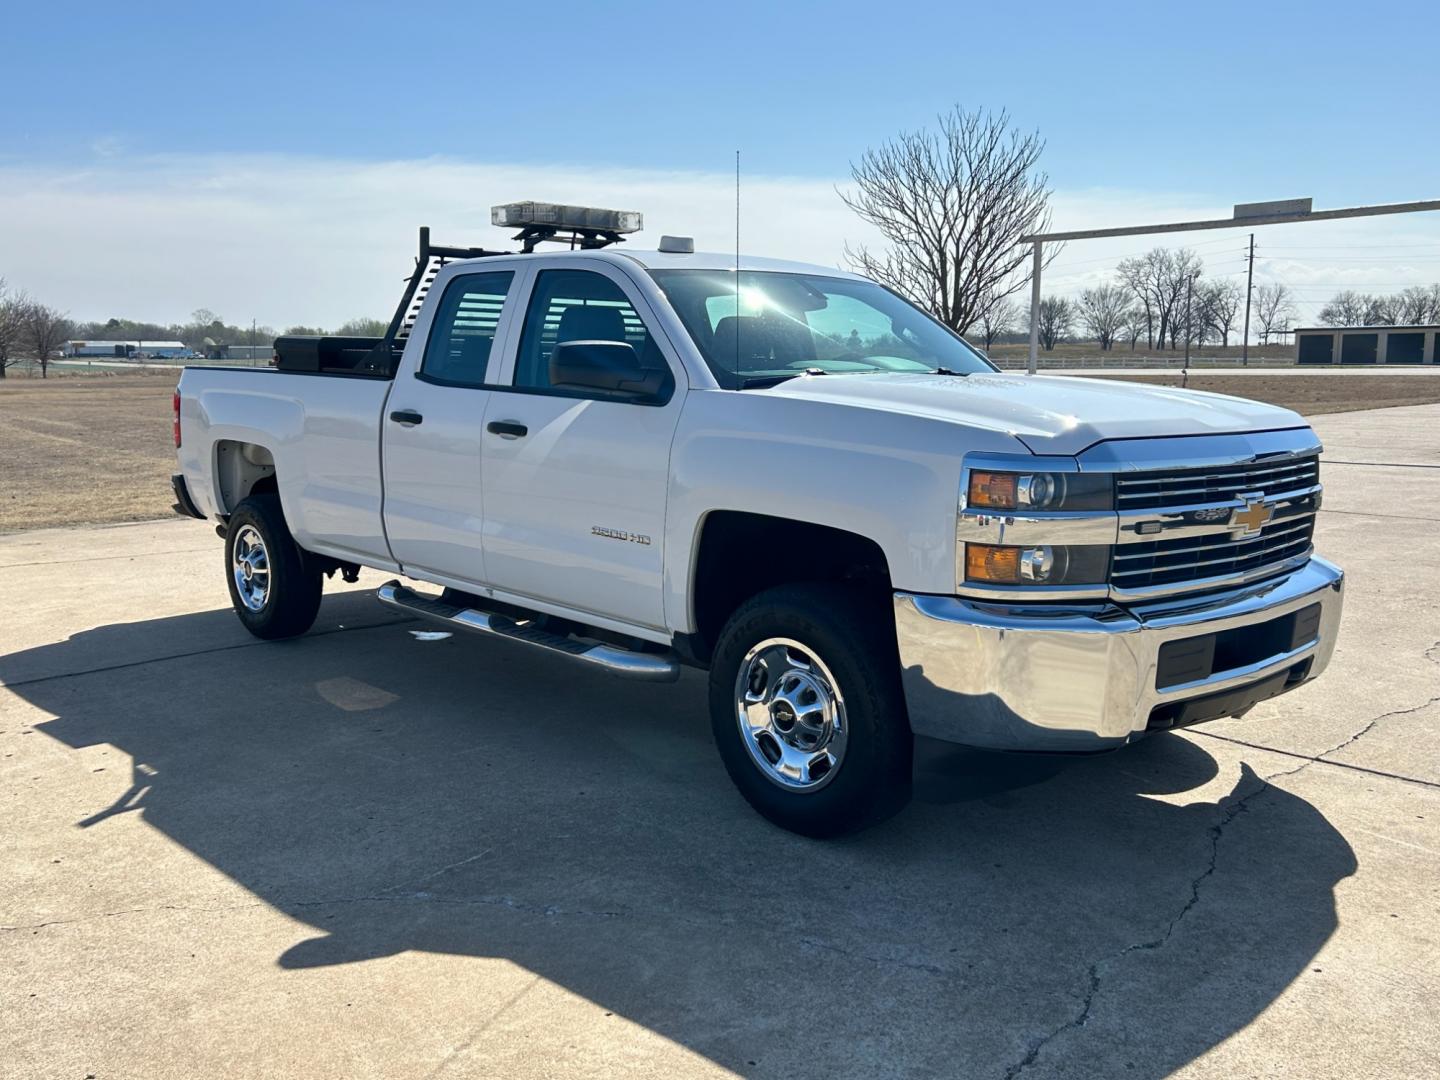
[1164,252,1204,349]
[0,279,30,379]
[26,303,72,379]
[1253,283,1295,343]
[977,297,1019,350]
[1116,256,1157,347]
[1077,283,1130,350]
[1036,296,1073,351]
[1372,293,1408,326]
[1199,279,1243,348]
[1121,304,1148,351]
[1319,290,1389,327]
[1395,285,1438,325]
[1116,248,1203,349]
[842,106,1055,335]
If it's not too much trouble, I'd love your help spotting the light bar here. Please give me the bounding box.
[491,201,642,234]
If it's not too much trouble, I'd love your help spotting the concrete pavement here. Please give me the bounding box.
[3,404,1438,1079]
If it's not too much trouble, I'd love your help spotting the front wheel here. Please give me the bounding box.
[224,494,323,639]
[708,584,913,837]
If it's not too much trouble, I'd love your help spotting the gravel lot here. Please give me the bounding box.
[1,403,1437,1078]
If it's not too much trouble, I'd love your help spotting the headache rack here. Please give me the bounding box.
[270,227,513,378]
[273,207,639,378]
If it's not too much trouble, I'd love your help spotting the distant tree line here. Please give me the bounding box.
[1317,285,1440,327]
[1024,248,1301,352]
[65,310,390,352]
[0,278,389,378]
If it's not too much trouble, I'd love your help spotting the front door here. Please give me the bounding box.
[479,262,684,630]
[382,268,518,584]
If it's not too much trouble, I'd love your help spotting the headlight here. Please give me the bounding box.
[965,543,1110,585]
[966,471,1112,512]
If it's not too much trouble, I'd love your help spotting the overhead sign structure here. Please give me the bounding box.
[1233,198,1312,219]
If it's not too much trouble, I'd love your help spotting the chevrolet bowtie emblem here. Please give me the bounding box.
[1229,495,1273,537]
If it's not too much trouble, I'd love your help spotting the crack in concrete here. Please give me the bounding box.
[998,766,1283,1080]
[287,892,625,920]
[798,936,948,977]
[2,891,624,934]
[0,547,217,570]
[0,616,418,689]
[1,907,152,931]
[1302,638,1440,767]
[1191,732,1440,790]
[998,639,1440,1079]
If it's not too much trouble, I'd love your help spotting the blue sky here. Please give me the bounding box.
[3,0,1439,326]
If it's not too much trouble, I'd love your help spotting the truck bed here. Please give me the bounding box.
[175,365,396,569]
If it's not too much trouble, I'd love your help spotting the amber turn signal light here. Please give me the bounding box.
[965,543,1021,584]
[968,471,1018,510]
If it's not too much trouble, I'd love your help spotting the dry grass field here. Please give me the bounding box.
[2,369,1438,532]
[0,373,180,532]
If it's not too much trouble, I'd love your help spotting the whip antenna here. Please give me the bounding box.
[735,149,741,378]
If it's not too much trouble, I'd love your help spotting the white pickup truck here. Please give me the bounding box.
[173,204,1344,836]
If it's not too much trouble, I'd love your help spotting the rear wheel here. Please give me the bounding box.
[224,494,322,639]
[708,584,912,837]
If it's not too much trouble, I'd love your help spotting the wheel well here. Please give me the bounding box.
[215,440,277,512]
[689,511,892,663]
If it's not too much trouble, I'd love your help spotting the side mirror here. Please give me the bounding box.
[549,340,668,400]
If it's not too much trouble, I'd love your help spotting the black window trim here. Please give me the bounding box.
[503,266,677,407]
[416,268,517,389]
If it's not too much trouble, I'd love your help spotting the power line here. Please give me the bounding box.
[1261,252,1440,261]
[1043,233,1240,269]
[1253,240,1440,250]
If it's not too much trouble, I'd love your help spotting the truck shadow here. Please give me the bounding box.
[5,592,1356,1078]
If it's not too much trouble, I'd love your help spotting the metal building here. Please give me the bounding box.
[63,340,191,359]
[1295,325,1437,364]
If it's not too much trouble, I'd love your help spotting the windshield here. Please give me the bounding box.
[648,269,996,388]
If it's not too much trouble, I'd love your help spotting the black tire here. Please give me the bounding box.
[708,583,913,838]
[224,494,323,640]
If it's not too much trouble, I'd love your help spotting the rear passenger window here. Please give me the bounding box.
[513,269,666,392]
[420,271,514,386]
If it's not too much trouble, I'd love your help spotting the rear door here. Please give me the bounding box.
[381,268,519,585]
[479,260,685,631]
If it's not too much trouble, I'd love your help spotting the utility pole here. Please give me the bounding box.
[1027,240,1042,375]
[1183,271,1196,366]
[1241,233,1254,366]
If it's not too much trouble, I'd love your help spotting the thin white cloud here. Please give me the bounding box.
[1,155,1437,327]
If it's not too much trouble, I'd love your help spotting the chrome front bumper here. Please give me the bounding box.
[894,556,1344,751]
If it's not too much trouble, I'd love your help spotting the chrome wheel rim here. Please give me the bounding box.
[735,637,848,792]
[232,524,271,612]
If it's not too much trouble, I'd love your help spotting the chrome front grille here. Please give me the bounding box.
[1113,516,1314,591]
[1115,455,1320,511]
[1112,452,1320,596]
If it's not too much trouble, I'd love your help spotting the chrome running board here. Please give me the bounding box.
[376,580,681,682]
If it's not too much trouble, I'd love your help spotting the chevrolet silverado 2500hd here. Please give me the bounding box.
[172,205,1344,837]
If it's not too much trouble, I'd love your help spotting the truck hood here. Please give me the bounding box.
[765,371,1306,456]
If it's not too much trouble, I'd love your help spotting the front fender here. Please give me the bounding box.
[663,389,1027,633]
